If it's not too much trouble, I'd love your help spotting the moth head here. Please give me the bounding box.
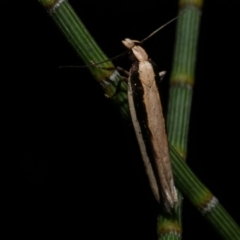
[122,38,148,62]
[122,38,140,49]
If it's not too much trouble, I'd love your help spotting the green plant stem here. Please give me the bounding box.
[38,0,129,119]
[38,1,240,239]
[157,1,203,239]
[170,145,240,240]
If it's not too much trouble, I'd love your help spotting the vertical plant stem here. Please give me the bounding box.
[157,1,203,239]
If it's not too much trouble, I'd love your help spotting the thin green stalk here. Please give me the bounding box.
[38,1,240,239]
[38,0,129,119]
[170,145,240,240]
[157,1,203,239]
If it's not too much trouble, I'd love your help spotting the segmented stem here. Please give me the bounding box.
[157,1,203,239]
[38,1,240,239]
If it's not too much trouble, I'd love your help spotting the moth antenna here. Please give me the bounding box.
[140,16,179,44]
[61,14,181,69]
[59,50,128,69]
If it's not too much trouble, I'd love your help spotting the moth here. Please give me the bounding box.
[122,38,178,213]
[66,17,179,212]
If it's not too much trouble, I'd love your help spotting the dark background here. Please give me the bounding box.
[4,0,240,239]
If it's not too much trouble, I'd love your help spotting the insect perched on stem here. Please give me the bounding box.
[96,17,179,213]
[62,17,179,213]
[122,37,178,213]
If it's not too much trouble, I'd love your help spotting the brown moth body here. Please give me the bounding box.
[123,38,178,212]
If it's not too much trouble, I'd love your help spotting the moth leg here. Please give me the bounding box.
[159,71,166,81]
[108,67,130,97]
[90,61,129,98]
[90,60,129,77]
[119,76,128,82]
[116,66,129,78]
[89,60,116,71]
[104,68,129,98]
[103,74,129,99]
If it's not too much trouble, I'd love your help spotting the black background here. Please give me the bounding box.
[4,0,240,239]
